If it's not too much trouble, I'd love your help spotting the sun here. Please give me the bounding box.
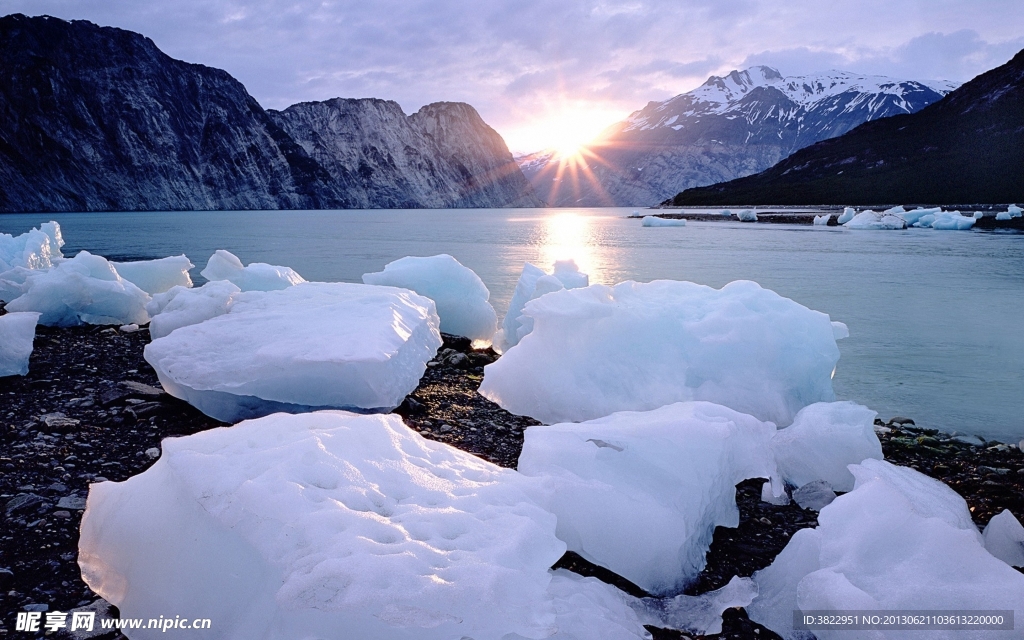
[503,104,625,158]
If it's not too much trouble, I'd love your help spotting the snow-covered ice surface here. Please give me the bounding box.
[0,222,65,302]
[362,254,497,341]
[771,401,882,492]
[78,411,585,640]
[631,576,757,636]
[110,255,194,294]
[481,279,841,426]
[748,459,1024,640]
[494,260,589,352]
[146,281,242,340]
[518,402,779,595]
[0,311,39,376]
[200,249,305,291]
[736,209,758,222]
[5,251,151,327]
[545,571,651,640]
[983,509,1024,567]
[144,282,441,422]
[641,216,686,227]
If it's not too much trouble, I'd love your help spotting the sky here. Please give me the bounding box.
[1,0,1022,153]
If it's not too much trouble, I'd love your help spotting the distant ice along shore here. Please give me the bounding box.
[2,220,1023,639]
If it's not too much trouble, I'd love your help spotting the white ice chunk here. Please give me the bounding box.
[518,401,779,595]
[791,480,836,511]
[0,221,65,302]
[362,254,497,341]
[920,210,977,230]
[495,260,589,352]
[546,570,651,640]
[1008,204,1023,218]
[144,282,441,422]
[973,211,985,219]
[896,206,941,226]
[843,210,907,230]
[0,311,40,376]
[996,211,1012,220]
[836,208,855,224]
[771,401,882,492]
[749,459,1024,640]
[110,255,194,295]
[631,576,757,636]
[641,216,686,227]
[812,214,831,225]
[79,411,567,640]
[146,281,242,340]
[830,321,849,340]
[736,209,758,222]
[5,251,150,326]
[482,279,841,426]
[200,249,305,291]
[761,479,791,505]
[983,510,1024,567]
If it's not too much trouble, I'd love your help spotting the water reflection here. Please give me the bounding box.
[538,211,605,283]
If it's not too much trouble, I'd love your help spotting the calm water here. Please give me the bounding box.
[3,208,1022,442]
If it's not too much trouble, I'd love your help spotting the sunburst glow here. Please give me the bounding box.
[503,105,625,158]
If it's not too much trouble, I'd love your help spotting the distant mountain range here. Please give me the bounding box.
[519,66,955,206]
[667,49,1024,206]
[0,14,539,212]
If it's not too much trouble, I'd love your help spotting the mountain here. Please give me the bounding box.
[0,14,538,212]
[667,50,1024,206]
[520,66,954,207]
[270,99,539,209]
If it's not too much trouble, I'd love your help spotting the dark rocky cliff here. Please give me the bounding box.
[0,14,537,212]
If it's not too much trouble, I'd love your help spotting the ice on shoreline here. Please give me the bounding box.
[747,459,1024,639]
[362,254,497,341]
[481,279,841,426]
[494,260,589,352]
[842,206,977,231]
[1,222,65,302]
[983,509,1024,568]
[0,311,40,377]
[641,216,686,227]
[200,249,305,291]
[110,255,194,295]
[144,282,442,422]
[518,402,779,595]
[736,209,758,222]
[146,281,242,340]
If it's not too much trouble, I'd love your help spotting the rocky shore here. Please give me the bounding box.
[1,306,1022,639]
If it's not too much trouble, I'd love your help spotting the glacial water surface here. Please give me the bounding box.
[2,208,1022,442]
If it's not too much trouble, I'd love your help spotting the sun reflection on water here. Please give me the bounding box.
[539,211,600,282]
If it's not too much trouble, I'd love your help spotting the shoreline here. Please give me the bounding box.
[1,313,1022,639]
[631,208,1024,228]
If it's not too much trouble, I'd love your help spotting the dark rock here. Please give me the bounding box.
[5,492,45,516]
[888,416,916,426]
[118,381,164,397]
[0,567,12,589]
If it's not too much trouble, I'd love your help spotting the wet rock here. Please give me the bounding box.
[118,380,164,396]
[792,480,837,511]
[56,495,87,510]
[0,567,12,589]
[40,412,81,430]
[888,416,916,426]
[5,492,44,516]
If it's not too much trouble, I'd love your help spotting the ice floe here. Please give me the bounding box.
[641,216,686,227]
[4,251,151,326]
[362,254,497,341]
[481,279,841,426]
[110,255,194,295]
[983,509,1024,568]
[0,311,39,377]
[494,260,589,352]
[78,411,574,640]
[518,402,779,595]
[843,209,907,230]
[144,282,441,422]
[200,249,305,291]
[747,459,1024,639]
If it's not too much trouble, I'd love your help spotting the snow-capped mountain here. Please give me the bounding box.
[521,66,957,207]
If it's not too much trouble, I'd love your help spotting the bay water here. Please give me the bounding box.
[3,208,1022,442]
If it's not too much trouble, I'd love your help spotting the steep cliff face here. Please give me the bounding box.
[668,49,1024,205]
[0,14,354,212]
[0,14,537,212]
[521,66,953,207]
[270,99,540,208]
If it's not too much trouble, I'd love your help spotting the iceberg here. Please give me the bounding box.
[1008,204,1023,218]
[494,260,589,352]
[641,216,686,227]
[747,459,1024,640]
[78,411,570,640]
[200,249,305,291]
[143,282,441,422]
[996,211,1012,221]
[0,311,40,376]
[110,255,194,294]
[812,214,831,226]
[736,209,758,222]
[843,210,907,230]
[362,254,497,341]
[916,210,976,230]
[146,281,242,340]
[5,251,150,327]
[983,509,1024,567]
[481,279,841,426]
[836,207,856,224]
[518,402,779,595]
[0,221,65,302]
[771,401,882,492]
[896,206,941,226]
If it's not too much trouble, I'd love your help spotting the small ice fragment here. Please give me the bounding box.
[630,576,757,636]
[996,211,1012,220]
[830,321,849,340]
[118,323,139,333]
[792,480,836,511]
[836,207,855,224]
[736,209,758,222]
[983,510,1024,567]
[761,480,791,506]
[110,255,194,294]
[200,249,304,291]
[813,214,831,225]
[0,311,40,376]
[1009,204,1023,218]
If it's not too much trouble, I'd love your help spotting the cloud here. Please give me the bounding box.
[1,0,1022,150]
